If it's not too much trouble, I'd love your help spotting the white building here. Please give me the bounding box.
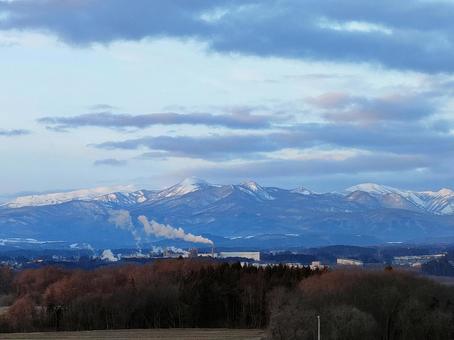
[337,258,364,266]
[310,261,328,270]
[392,254,445,267]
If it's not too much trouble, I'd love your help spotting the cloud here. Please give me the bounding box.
[181,153,428,179]
[92,132,307,160]
[307,92,352,110]
[88,104,118,111]
[2,0,454,72]
[92,120,454,160]
[0,129,30,137]
[135,151,170,161]
[307,92,438,123]
[38,111,279,130]
[93,158,127,167]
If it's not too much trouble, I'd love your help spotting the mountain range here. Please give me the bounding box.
[1,178,454,250]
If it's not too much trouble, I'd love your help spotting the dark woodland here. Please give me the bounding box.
[0,260,453,340]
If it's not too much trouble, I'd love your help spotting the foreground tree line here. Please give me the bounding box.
[0,260,453,339]
[0,260,314,332]
[270,269,454,340]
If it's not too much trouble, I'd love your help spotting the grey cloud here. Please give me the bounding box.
[175,153,428,180]
[136,151,170,160]
[430,119,454,133]
[0,129,30,137]
[1,1,454,72]
[88,104,118,111]
[92,121,454,160]
[177,158,450,193]
[93,158,127,167]
[307,92,437,123]
[92,132,310,160]
[38,111,278,130]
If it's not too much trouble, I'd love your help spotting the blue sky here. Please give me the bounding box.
[1,0,454,195]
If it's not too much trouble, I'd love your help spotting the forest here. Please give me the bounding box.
[0,259,453,340]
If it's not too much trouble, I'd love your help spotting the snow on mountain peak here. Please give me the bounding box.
[240,181,275,200]
[346,183,399,195]
[241,180,262,192]
[159,177,213,198]
[346,183,454,215]
[4,185,136,208]
[437,188,454,196]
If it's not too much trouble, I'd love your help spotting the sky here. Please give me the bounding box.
[1,0,454,196]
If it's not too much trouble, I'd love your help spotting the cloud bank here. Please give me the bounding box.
[93,121,454,160]
[1,0,454,72]
[38,111,278,131]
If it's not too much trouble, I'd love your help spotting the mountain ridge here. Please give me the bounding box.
[3,180,453,215]
[1,179,454,249]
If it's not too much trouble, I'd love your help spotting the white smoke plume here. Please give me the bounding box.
[100,249,118,262]
[108,209,132,229]
[108,209,142,250]
[138,215,213,245]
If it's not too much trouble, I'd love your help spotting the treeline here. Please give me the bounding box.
[1,261,454,339]
[422,257,454,276]
[0,260,315,332]
[268,269,454,340]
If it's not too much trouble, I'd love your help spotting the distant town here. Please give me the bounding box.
[2,244,454,281]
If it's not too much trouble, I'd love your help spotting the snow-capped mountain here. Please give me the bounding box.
[418,189,454,215]
[346,183,454,215]
[1,179,454,249]
[157,177,218,198]
[94,190,157,207]
[238,181,275,201]
[6,180,453,215]
[2,185,136,209]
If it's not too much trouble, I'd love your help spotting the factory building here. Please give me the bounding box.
[392,254,446,267]
[218,251,261,261]
[337,258,364,266]
[197,250,261,261]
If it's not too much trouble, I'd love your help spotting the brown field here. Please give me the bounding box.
[0,328,265,340]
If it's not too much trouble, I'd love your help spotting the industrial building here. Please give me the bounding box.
[337,258,364,266]
[392,254,446,267]
[218,251,261,261]
[197,250,261,261]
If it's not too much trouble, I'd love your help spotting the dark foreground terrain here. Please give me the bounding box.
[1,259,454,339]
[0,328,264,339]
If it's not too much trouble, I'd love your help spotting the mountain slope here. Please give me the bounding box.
[1,180,454,249]
[2,185,136,209]
[346,183,454,215]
